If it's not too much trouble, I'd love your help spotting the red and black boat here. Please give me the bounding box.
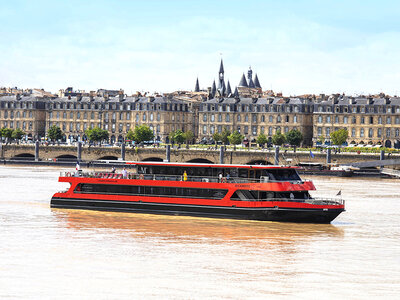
[50,162,345,223]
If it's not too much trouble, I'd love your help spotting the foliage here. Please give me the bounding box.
[330,128,348,146]
[48,125,63,141]
[183,130,194,143]
[256,133,268,146]
[125,129,134,142]
[285,129,303,146]
[12,128,25,140]
[133,125,154,143]
[1,127,13,139]
[221,128,231,145]
[172,129,185,145]
[272,130,286,146]
[212,132,221,143]
[85,127,109,143]
[228,131,244,149]
[317,135,325,144]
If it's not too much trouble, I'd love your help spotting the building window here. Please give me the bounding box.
[210,125,215,134]
[377,128,382,137]
[386,128,391,137]
[269,115,273,122]
[260,126,265,133]
[143,113,146,121]
[369,128,373,138]
[218,125,222,133]
[203,114,207,122]
[293,115,297,123]
[318,116,322,123]
[268,127,273,135]
[378,117,382,124]
[317,127,322,135]
[211,114,215,122]
[245,115,249,122]
[351,128,356,137]
[244,126,248,134]
[218,114,222,122]
[326,127,331,136]
[252,115,257,122]
[360,128,364,137]
[226,114,230,122]
[396,129,399,137]
[237,115,241,122]
[252,126,257,135]
[285,115,289,123]
[387,117,391,124]
[335,116,339,123]
[343,116,348,124]
[150,113,154,121]
[361,117,365,124]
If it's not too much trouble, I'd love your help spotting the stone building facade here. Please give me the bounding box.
[313,95,400,148]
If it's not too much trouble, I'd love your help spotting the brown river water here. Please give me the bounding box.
[0,166,399,299]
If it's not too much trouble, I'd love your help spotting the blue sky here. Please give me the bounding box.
[1,0,400,95]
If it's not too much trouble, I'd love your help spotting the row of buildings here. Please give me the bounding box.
[1,61,400,148]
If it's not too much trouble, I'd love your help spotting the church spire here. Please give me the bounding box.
[247,67,255,88]
[254,74,261,89]
[219,58,224,74]
[226,80,232,96]
[233,86,239,98]
[238,73,248,87]
[211,79,216,97]
[194,77,200,92]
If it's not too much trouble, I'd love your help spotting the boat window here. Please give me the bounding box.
[261,169,300,181]
[230,190,309,201]
[75,183,228,200]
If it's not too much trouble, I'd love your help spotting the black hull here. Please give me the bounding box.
[51,197,344,224]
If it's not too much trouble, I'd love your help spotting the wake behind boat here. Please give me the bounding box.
[50,161,345,223]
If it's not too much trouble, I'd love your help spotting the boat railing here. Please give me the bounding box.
[236,197,344,206]
[59,171,311,184]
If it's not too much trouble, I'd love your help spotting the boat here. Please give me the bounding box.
[297,162,355,177]
[50,162,345,224]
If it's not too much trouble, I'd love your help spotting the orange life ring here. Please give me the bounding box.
[139,174,144,180]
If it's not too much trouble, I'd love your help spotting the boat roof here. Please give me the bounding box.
[125,161,299,169]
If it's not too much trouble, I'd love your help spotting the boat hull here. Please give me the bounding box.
[51,196,344,224]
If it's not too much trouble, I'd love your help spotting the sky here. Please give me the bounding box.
[1,0,400,96]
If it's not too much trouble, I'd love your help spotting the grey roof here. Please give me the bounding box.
[238,74,248,87]
[219,59,224,74]
[254,74,261,89]
[248,77,255,88]
[194,78,200,92]
[211,80,216,96]
[233,87,239,98]
[226,81,232,96]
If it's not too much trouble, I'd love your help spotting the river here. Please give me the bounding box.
[0,166,399,299]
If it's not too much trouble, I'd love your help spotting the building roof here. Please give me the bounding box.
[238,74,248,87]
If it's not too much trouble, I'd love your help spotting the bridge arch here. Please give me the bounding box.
[246,159,271,165]
[141,157,163,162]
[56,154,77,161]
[186,158,214,164]
[98,155,119,160]
[13,153,35,160]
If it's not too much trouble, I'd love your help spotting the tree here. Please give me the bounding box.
[85,127,109,145]
[183,130,194,148]
[228,131,243,150]
[48,125,63,142]
[272,130,286,146]
[221,128,231,145]
[256,133,268,147]
[317,135,325,144]
[1,128,13,144]
[12,128,25,143]
[173,129,185,145]
[330,128,348,146]
[212,132,221,144]
[133,125,154,144]
[125,129,134,142]
[285,129,303,147]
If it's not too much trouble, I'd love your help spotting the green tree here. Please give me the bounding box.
[272,130,286,146]
[330,128,348,146]
[173,129,185,145]
[133,125,154,144]
[212,132,221,144]
[48,125,63,142]
[183,130,194,148]
[228,131,244,150]
[221,128,231,145]
[1,127,13,144]
[317,135,325,144]
[256,133,268,147]
[12,128,25,143]
[85,127,109,145]
[285,129,303,147]
[126,129,134,142]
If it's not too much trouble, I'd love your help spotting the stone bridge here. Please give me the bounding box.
[0,144,393,165]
